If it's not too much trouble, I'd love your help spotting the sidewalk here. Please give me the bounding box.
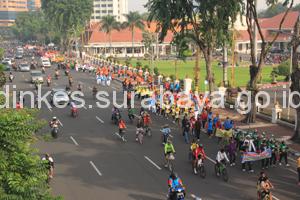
[215,108,300,156]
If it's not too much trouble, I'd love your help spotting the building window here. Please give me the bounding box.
[238,44,243,51]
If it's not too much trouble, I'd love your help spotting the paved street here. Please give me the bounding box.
[5,60,300,200]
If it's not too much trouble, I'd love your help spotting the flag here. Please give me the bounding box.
[241,149,272,163]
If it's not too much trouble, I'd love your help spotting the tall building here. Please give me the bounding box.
[91,0,128,22]
[0,0,41,27]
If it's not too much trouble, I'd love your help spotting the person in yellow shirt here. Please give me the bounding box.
[297,156,300,186]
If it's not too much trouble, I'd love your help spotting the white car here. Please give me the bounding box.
[17,47,24,54]
[19,63,30,72]
[41,58,51,67]
[2,58,12,65]
[51,88,70,106]
[31,70,44,83]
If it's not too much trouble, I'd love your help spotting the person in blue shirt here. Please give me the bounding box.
[208,111,213,121]
[161,124,171,144]
[168,172,185,200]
[207,119,213,137]
[223,117,233,130]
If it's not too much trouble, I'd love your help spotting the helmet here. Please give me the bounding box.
[52,116,57,120]
[199,144,203,148]
[170,172,178,180]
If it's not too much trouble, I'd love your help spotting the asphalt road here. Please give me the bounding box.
[4,55,300,200]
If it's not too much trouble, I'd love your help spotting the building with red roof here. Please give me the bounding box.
[235,11,299,54]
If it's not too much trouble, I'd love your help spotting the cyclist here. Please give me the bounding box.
[164,139,175,168]
[142,111,151,135]
[46,75,51,86]
[42,153,54,180]
[118,118,126,141]
[168,172,185,200]
[128,106,135,122]
[49,117,59,128]
[257,172,274,200]
[192,144,206,174]
[161,124,171,144]
[136,117,144,142]
[70,101,78,117]
[112,106,120,121]
[215,148,229,176]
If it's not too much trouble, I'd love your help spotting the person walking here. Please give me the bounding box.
[194,117,202,141]
[182,114,190,144]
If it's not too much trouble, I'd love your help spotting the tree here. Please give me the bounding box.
[123,12,145,57]
[142,30,156,69]
[0,64,6,87]
[42,0,93,51]
[0,109,62,200]
[290,15,300,141]
[259,3,286,18]
[146,0,242,93]
[243,0,294,123]
[100,15,121,55]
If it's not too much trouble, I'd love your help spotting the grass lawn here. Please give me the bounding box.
[118,58,285,91]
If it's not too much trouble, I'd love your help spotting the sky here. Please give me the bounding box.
[128,0,300,13]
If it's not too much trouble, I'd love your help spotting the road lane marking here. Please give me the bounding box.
[114,132,127,142]
[112,86,117,90]
[273,196,280,200]
[288,157,296,163]
[287,168,298,174]
[96,116,104,123]
[144,156,162,170]
[206,156,216,164]
[70,136,79,146]
[58,119,63,127]
[48,107,53,112]
[88,86,92,90]
[89,161,102,176]
[83,105,88,110]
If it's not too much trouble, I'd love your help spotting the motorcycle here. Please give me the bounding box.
[71,107,78,118]
[168,186,185,200]
[51,126,59,138]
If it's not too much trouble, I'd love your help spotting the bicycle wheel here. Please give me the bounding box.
[214,164,220,177]
[222,168,229,182]
[199,165,206,178]
[168,161,174,172]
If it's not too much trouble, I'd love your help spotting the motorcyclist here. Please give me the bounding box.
[46,75,51,86]
[50,117,59,128]
[257,172,274,200]
[168,172,185,200]
[70,101,78,117]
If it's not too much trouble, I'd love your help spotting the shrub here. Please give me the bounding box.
[153,67,159,75]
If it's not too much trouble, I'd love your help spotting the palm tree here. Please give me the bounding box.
[122,11,144,57]
[100,15,120,55]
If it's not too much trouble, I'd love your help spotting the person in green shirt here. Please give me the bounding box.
[279,141,289,166]
[164,139,176,167]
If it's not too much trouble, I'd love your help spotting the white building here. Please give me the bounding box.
[91,0,128,22]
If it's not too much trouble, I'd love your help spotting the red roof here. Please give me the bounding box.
[260,11,299,29]
[237,11,299,42]
[88,22,173,44]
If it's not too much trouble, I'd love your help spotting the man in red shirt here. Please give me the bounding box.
[192,144,206,174]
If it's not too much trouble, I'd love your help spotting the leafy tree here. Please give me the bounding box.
[142,30,156,67]
[0,48,4,60]
[259,3,286,18]
[42,0,93,51]
[146,0,242,93]
[0,64,6,88]
[122,12,145,57]
[100,15,121,55]
[0,109,62,200]
[277,60,290,77]
[243,0,294,123]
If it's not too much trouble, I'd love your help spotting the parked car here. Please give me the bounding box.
[30,70,44,83]
[2,58,12,65]
[18,63,30,72]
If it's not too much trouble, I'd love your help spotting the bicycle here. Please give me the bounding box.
[165,153,175,172]
[196,158,206,178]
[215,161,229,182]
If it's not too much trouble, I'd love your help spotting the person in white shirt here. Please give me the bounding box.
[216,148,229,175]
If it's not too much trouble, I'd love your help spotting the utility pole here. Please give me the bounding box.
[223,43,228,86]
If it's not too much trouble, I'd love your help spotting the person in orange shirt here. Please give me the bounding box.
[118,118,127,141]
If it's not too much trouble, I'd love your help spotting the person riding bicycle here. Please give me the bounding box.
[257,172,274,200]
[136,117,144,142]
[70,101,78,116]
[142,112,151,133]
[164,139,175,167]
[161,124,171,144]
[128,106,135,121]
[215,148,229,176]
[192,144,207,174]
[168,172,185,200]
[118,118,126,141]
[92,86,98,97]
[112,106,120,121]
[42,153,54,180]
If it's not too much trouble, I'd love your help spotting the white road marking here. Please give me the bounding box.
[288,157,296,163]
[112,86,117,90]
[206,156,216,164]
[88,86,92,90]
[70,136,79,146]
[287,168,298,174]
[58,119,63,127]
[96,116,104,123]
[273,196,280,200]
[144,156,162,170]
[89,161,102,176]
[114,132,127,142]
[47,107,53,112]
[83,106,88,110]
